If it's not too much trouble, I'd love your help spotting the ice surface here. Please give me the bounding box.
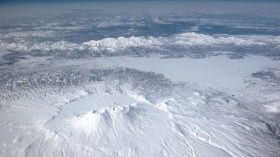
[94,55,279,94]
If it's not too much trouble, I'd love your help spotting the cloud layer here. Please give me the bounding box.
[1,32,279,58]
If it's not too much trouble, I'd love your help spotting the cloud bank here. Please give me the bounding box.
[1,32,279,58]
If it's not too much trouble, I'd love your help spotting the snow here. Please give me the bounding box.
[1,1,280,157]
[0,55,279,157]
[92,55,279,95]
[264,103,280,113]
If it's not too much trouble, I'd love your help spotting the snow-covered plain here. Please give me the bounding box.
[0,1,280,157]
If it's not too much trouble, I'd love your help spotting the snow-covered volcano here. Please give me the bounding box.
[0,1,280,157]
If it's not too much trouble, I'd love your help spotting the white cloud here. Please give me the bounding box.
[1,32,279,57]
[1,31,55,38]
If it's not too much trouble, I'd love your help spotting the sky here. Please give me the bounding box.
[0,0,279,2]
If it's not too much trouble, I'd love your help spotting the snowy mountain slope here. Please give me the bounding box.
[0,58,279,157]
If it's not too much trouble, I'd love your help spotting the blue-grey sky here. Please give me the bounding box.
[0,0,279,2]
